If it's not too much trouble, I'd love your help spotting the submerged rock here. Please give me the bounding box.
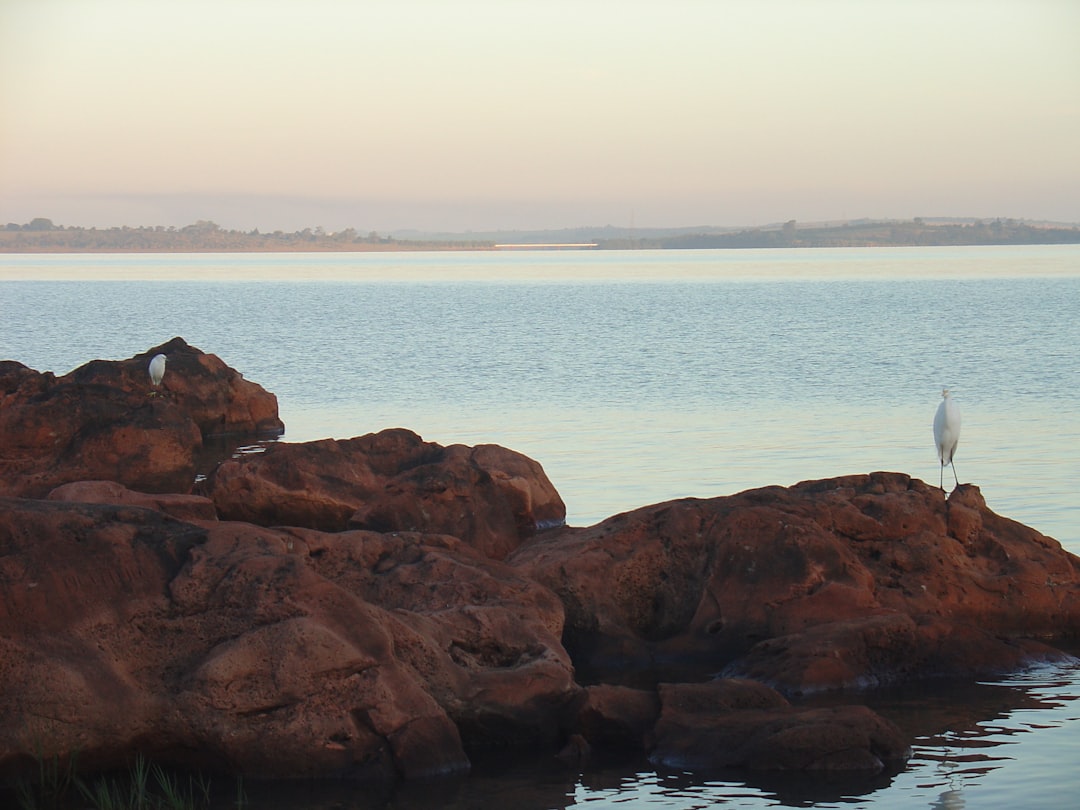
[649,680,910,772]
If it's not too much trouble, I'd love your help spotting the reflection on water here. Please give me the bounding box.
[196,662,1080,810]
[930,789,966,810]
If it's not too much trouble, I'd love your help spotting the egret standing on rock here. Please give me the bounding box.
[148,353,167,393]
[933,388,961,493]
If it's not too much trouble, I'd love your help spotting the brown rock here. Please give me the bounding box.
[0,339,282,498]
[576,684,661,750]
[726,613,1064,696]
[658,679,790,714]
[47,480,218,521]
[65,337,283,438]
[0,497,577,780]
[512,473,1080,692]
[0,360,53,406]
[200,429,565,559]
[7,347,1080,788]
[650,681,910,772]
[276,525,580,746]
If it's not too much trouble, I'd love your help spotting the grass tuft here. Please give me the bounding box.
[14,749,219,810]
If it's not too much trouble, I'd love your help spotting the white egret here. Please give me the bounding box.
[148,353,167,391]
[933,388,961,492]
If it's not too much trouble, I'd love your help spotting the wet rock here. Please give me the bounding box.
[512,473,1080,693]
[200,428,565,559]
[720,612,1065,696]
[575,684,661,751]
[0,339,282,497]
[650,681,910,772]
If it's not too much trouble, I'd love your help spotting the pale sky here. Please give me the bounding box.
[1,0,1078,233]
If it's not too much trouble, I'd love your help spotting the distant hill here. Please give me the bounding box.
[2,217,1078,252]
[617,218,1080,250]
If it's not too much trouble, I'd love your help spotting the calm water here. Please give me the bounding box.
[2,246,1079,807]
[231,660,1080,810]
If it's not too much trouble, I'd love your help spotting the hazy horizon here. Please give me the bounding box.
[2,1,1078,234]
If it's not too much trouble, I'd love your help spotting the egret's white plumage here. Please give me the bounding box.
[148,353,167,387]
[933,388,961,492]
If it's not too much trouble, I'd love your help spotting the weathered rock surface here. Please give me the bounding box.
[47,480,218,522]
[0,497,578,780]
[5,347,1080,786]
[0,338,282,497]
[511,473,1080,694]
[648,680,910,771]
[575,684,661,751]
[199,428,566,559]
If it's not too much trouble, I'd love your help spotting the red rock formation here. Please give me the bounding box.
[47,480,218,521]
[0,497,578,780]
[5,351,1080,785]
[200,428,565,559]
[574,679,909,773]
[0,339,282,497]
[5,467,1080,784]
[575,684,661,751]
[512,473,1080,694]
[650,681,910,771]
[65,337,284,438]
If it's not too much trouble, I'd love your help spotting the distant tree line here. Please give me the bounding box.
[599,219,1080,250]
[3,217,1078,252]
[0,219,494,252]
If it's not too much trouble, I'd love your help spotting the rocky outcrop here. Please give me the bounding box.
[199,429,566,560]
[0,497,578,780]
[4,470,1078,783]
[510,473,1080,695]
[61,337,283,439]
[4,346,1080,786]
[0,338,282,497]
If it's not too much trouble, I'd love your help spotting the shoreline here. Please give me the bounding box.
[4,218,1079,254]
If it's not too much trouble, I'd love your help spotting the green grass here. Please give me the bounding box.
[14,743,77,810]
[12,751,237,810]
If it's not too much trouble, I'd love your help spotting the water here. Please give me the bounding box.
[230,661,1080,809]
[2,246,1077,548]
[2,245,1079,807]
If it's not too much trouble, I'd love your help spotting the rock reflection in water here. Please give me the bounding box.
[227,662,1079,810]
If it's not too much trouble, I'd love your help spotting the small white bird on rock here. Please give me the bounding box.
[148,353,167,393]
[933,388,961,493]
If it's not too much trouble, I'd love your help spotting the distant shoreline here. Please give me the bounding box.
[3,217,1079,253]
[0,244,498,254]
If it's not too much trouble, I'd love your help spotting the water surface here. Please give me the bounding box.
[2,246,1076,548]
[2,245,1079,808]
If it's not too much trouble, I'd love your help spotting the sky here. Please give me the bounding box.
[1,0,1078,233]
